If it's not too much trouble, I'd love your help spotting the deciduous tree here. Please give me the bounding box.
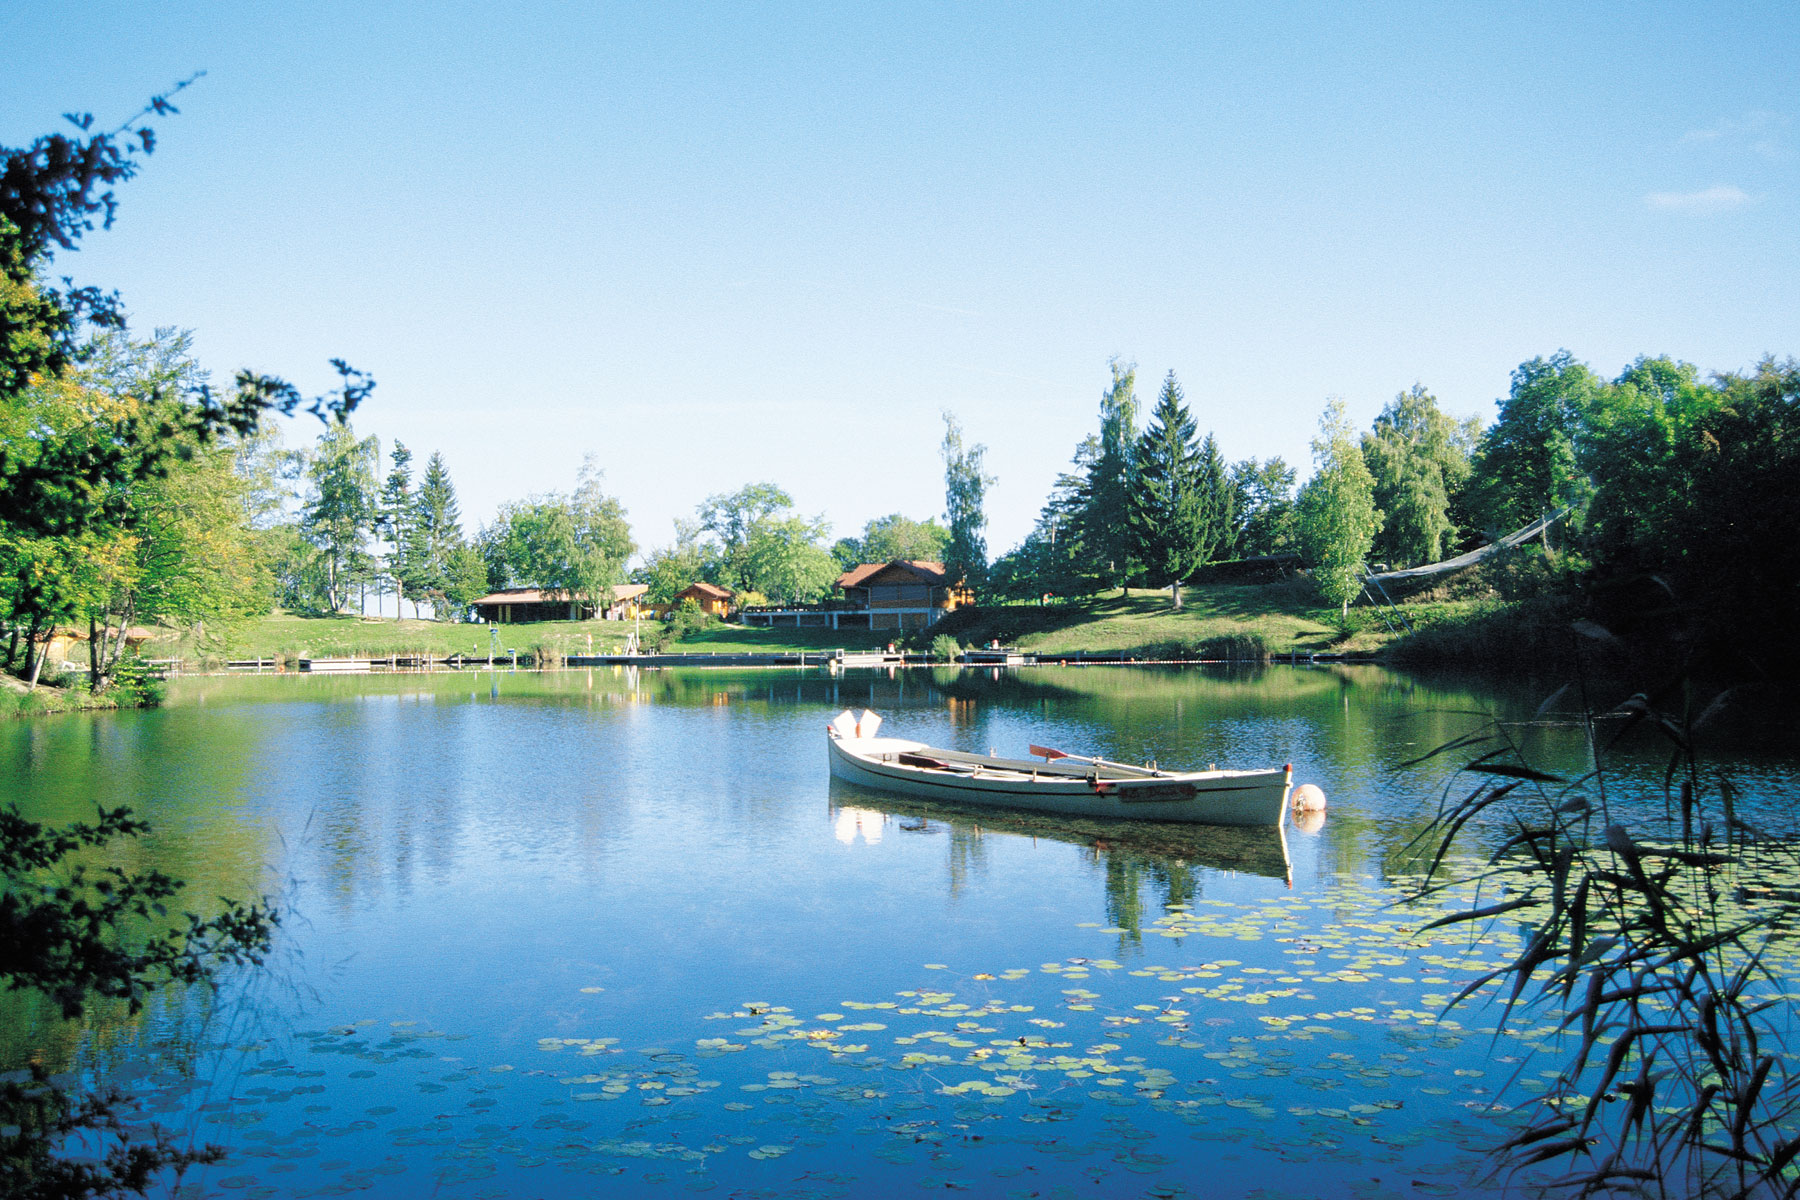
[299,423,379,613]
[834,513,951,568]
[940,412,994,595]
[1229,457,1298,558]
[1467,351,1604,537]
[1295,399,1382,616]
[699,482,792,592]
[1361,384,1481,567]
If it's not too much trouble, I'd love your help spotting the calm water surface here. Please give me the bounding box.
[4,664,1797,1198]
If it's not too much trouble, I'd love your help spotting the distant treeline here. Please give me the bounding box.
[4,331,1794,688]
[990,353,1799,664]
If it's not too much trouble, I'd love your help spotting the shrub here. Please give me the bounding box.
[663,599,722,646]
[1479,543,1590,603]
[930,633,961,662]
[1192,633,1271,662]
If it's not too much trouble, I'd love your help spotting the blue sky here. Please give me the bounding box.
[4,2,1796,558]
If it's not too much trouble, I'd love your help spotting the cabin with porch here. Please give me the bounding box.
[839,560,968,630]
[739,560,967,630]
[472,585,652,623]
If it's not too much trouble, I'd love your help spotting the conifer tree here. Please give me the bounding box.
[412,450,467,614]
[377,441,416,617]
[1195,432,1235,563]
[1080,358,1139,593]
[1128,372,1208,609]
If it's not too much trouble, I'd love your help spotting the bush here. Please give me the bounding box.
[1479,544,1590,603]
[930,633,961,662]
[106,657,165,707]
[1192,633,1271,662]
[662,599,721,646]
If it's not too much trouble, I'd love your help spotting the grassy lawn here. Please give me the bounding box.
[146,612,896,663]
[144,613,644,664]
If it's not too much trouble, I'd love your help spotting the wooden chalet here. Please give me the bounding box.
[739,561,967,630]
[668,581,734,618]
[836,560,968,630]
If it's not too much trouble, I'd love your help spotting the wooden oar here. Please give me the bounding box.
[1029,744,1168,777]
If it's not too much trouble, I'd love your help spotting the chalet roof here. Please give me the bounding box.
[835,560,950,589]
[471,588,566,605]
[677,581,735,599]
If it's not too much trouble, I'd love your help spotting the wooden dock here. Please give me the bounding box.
[300,657,374,673]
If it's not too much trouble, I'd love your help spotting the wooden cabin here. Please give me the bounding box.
[472,585,651,623]
[601,584,651,620]
[670,581,735,618]
[471,588,595,623]
[833,560,968,631]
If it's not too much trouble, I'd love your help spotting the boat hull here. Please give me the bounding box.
[827,735,1290,827]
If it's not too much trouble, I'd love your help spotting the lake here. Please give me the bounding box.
[4,664,1797,1198]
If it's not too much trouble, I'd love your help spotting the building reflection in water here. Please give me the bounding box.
[834,806,885,845]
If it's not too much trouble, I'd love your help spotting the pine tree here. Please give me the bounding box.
[1080,358,1139,593]
[1195,432,1235,563]
[1128,372,1208,609]
[377,441,416,617]
[412,449,482,618]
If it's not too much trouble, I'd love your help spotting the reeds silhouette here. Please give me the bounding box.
[1404,652,1799,1198]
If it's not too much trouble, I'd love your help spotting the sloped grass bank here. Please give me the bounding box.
[934,585,1392,659]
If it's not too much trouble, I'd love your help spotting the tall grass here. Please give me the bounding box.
[1406,654,1800,1196]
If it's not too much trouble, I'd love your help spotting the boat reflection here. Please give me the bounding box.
[828,777,1292,888]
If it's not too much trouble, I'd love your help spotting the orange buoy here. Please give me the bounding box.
[1291,783,1327,812]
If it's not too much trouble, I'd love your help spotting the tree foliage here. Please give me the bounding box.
[1295,399,1381,614]
[479,457,635,611]
[636,519,716,606]
[940,413,993,595]
[990,436,1097,602]
[1128,372,1210,609]
[299,422,379,613]
[1467,351,1604,535]
[1229,457,1297,558]
[744,513,839,604]
[832,513,950,570]
[1361,383,1481,567]
[409,451,485,618]
[698,482,793,593]
[1078,358,1139,590]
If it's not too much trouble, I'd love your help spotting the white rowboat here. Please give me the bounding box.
[826,710,1292,828]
